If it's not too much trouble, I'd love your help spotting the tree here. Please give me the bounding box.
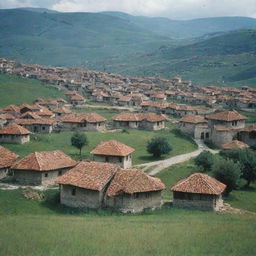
[220,148,256,187]
[194,151,215,172]
[147,136,172,158]
[212,158,242,195]
[71,132,88,159]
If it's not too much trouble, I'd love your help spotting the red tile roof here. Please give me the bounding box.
[112,112,168,122]
[91,140,135,156]
[0,146,19,169]
[12,150,77,171]
[221,140,249,150]
[53,107,71,114]
[171,173,226,195]
[207,110,246,121]
[0,124,31,135]
[61,113,106,123]
[56,161,119,191]
[15,118,55,125]
[107,169,165,196]
[179,115,207,124]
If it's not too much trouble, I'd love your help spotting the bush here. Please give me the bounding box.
[194,151,215,172]
[147,136,172,158]
[212,158,242,195]
[71,132,88,158]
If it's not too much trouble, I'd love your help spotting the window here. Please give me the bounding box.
[42,126,45,130]
[119,157,122,163]
[105,156,109,162]
[134,193,139,198]
[232,121,238,126]
[44,173,48,177]
[58,171,62,176]
[157,122,160,126]
[72,188,76,196]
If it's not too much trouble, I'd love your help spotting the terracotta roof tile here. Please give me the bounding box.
[0,124,31,135]
[207,110,246,121]
[112,113,168,122]
[15,118,56,125]
[56,161,119,191]
[107,169,165,196]
[11,150,77,171]
[91,140,135,156]
[61,113,106,123]
[221,140,249,150]
[0,146,19,169]
[179,115,207,124]
[171,173,226,195]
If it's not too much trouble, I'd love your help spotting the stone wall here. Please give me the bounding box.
[93,154,132,168]
[105,191,163,213]
[0,168,8,179]
[0,134,30,144]
[61,122,106,131]
[179,122,196,136]
[208,120,245,129]
[60,185,102,209]
[21,124,53,134]
[172,192,224,211]
[237,131,256,147]
[211,129,235,147]
[141,121,165,130]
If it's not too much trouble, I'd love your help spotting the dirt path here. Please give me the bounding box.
[135,139,218,176]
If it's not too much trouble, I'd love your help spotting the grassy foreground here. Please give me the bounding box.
[0,73,64,108]
[0,188,255,256]
[3,128,197,164]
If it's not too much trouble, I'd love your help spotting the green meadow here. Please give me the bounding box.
[2,128,197,164]
[0,73,64,108]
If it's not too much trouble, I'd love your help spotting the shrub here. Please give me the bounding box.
[147,136,172,158]
[71,132,88,159]
[194,151,215,172]
[212,158,242,195]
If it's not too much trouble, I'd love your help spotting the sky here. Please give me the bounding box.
[0,0,256,20]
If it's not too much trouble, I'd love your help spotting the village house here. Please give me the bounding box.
[236,125,256,147]
[178,115,209,139]
[112,113,168,130]
[11,150,77,185]
[53,107,72,118]
[56,161,119,209]
[0,124,31,144]
[60,113,106,131]
[171,173,226,211]
[105,168,166,213]
[70,94,85,106]
[15,118,56,134]
[91,140,135,168]
[0,146,19,179]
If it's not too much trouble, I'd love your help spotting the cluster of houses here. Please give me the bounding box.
[0,138,226,212]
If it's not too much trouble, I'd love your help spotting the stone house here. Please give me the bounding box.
[12,150,77,185]
[15,118,56,134]
[60,113,106,131]
[53,107,72,118]
[178,115,209,139]
[171,173,226,211]
[105,168,166,213]
[56,161,119,209]
[236,125,256,147]
[91,140,135,168]
[112,113,168,130]
[70,94,85,106]
[0,124,31,144]
[0,146,19,179]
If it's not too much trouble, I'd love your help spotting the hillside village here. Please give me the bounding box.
[0,57,256,213]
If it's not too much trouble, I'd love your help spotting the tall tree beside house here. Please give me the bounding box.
[194,151,215,172]
[147,136,172,158]
[220,148,256,187]
[212,158,242,195]
[71,132,88,159]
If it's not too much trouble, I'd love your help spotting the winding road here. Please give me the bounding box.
[135,139,218,176]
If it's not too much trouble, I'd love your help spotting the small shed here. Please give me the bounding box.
[171,173,226,211]
[91,140,135,168]
[106,169,165,213]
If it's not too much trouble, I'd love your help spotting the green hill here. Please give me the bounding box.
[0,73,64,108]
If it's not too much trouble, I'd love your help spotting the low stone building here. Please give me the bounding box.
[60,113,106,131]
[0,146,19,179]
[15,118,56,134]
[105,168,166,213]
[171,173,226,211]
[0,124,31,144]
[56,161,119,209]
[91,140,135,168]
[237,125,256,147]
[53,107,72,118]
[221,140,249,150]
[112,113,168,130]
[11,150,77,185]
[178,115,209,139]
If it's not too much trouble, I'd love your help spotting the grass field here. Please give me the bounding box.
[0,73,64,108]
[2,128,197,164]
